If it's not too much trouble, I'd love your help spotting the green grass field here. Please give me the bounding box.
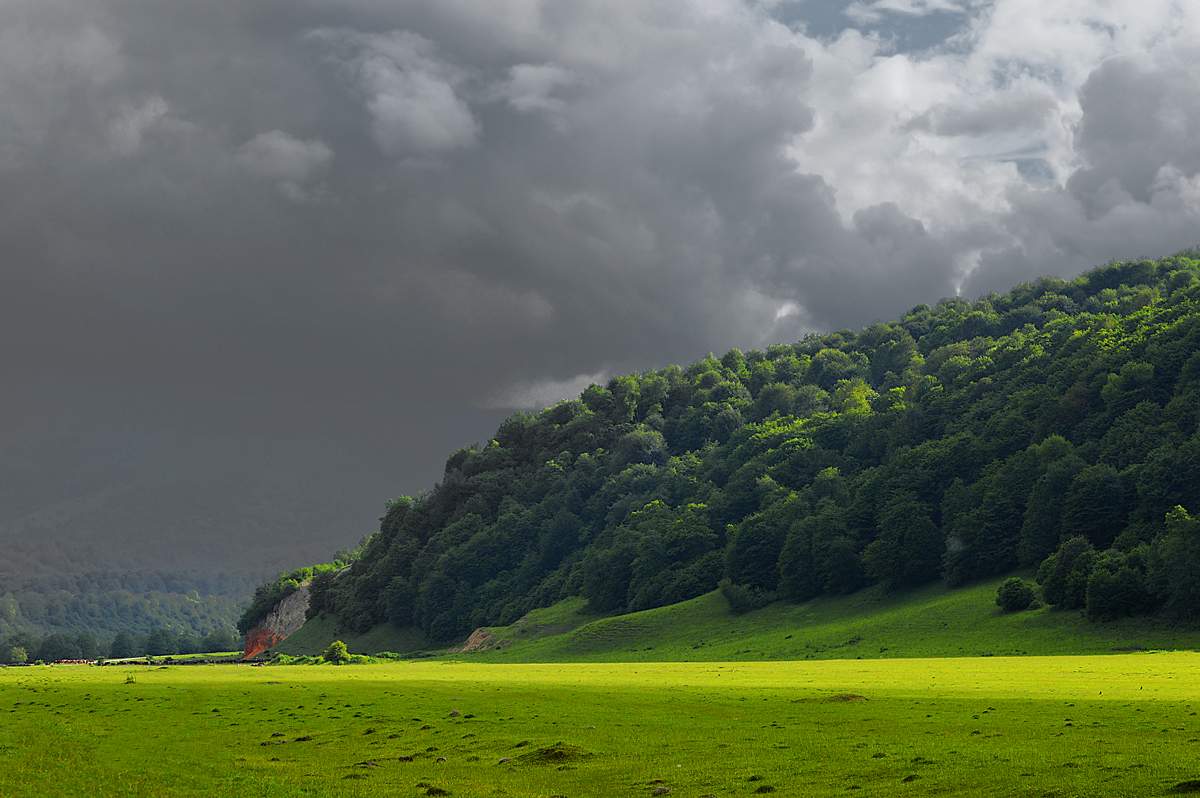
[278,576,1200,663]
[4,654,1200,797]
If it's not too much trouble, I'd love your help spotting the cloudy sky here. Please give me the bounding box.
[3,0,1199,577]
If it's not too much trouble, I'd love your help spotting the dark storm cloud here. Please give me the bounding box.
[2,0,1198,574]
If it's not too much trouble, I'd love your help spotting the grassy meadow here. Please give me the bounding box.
[4,654,1200,797]
[277,576,1200,663]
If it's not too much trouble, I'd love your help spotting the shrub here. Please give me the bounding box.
[322,640,351,665]
[995,578,1036,613]
[719,578,775,615]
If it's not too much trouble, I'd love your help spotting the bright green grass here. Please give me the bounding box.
[468,577,1200,662]
[103,652,242,664]
[4,655,1200,796]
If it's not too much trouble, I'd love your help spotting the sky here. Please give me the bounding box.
[3,0,1200,580]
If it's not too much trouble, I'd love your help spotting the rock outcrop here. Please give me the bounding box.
[458,628,498,653]
[242,581,311,659]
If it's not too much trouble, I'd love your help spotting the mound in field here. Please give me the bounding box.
[516,742,592,765]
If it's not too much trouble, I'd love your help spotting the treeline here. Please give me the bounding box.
[0,626,239,664]
[266,254,1200,643]
[0,570,252,649]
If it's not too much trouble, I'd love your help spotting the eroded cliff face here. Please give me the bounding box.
[243,581,311,659]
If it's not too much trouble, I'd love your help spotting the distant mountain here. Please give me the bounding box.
[0,436,392,645]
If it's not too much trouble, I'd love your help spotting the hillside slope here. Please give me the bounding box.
[276,575,1200,661]
[246,253,1200,651]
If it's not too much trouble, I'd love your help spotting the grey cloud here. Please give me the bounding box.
[484,371,610,410]
[315,29,480,158]
[1068,54,1200,213]
[236,131,332,183]
[3,0,1197,579]
[965,53,1200,295]
[910,88,1058,138]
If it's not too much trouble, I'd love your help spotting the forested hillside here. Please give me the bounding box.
[0,571,245,662]
[248,254,1200,644]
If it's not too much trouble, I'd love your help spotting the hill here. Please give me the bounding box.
[246,253,1200,652]
[275,575,1200,661]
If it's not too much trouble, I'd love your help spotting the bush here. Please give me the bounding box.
[995,578,1036,613]
[719,578,775,615]
[322,640,351,665]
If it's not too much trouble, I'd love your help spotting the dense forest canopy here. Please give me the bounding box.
[246,254,1200,643]
[0,571,245,663]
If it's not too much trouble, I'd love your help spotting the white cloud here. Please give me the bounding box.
[485,371,609,410]
[236,130,332,184]
[496,63,575,115]
[316,29,479,158]
[846,0,966,25]
[108,96,169,156]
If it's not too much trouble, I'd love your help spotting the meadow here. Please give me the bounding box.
[276,576,1200,663]
[4,654,1200,797]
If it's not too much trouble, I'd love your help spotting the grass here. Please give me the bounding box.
[102,652,242,664]
[464,576,1200,662]
[276,576,1200,664]
[272,615,428,658]
[5,654,1200,796]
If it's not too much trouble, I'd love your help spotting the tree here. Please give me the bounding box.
[1061,465,1128,548]
[995,578,1036,613]
[109,631,137,659]
[1018,456,1084,564]
[726,498,797,592]
[862,495,942,588]
[1150,506,1200,616]
[75,632,99,660]
[1037,537,1096,610]
[1085,548,1156,620]
[200,629,237,653]
[5,645,28,665]
[323,640,351,665]
[36,633,82,662]
[143,628,175,656]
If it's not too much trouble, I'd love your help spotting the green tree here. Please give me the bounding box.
[143,628,175,656]
[75,632,99,660]
[862,495,942,588]
[4,645,28,665]
[36,633,82,662]
[322,640,351,665]
[1061,465,1128,548]
[200,629,237,653]
[1086,548,1156,620]
[995,577,1036,613]
[1150,506,1200,616]
[1037,537,1096,610]
[109,631,137,659]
